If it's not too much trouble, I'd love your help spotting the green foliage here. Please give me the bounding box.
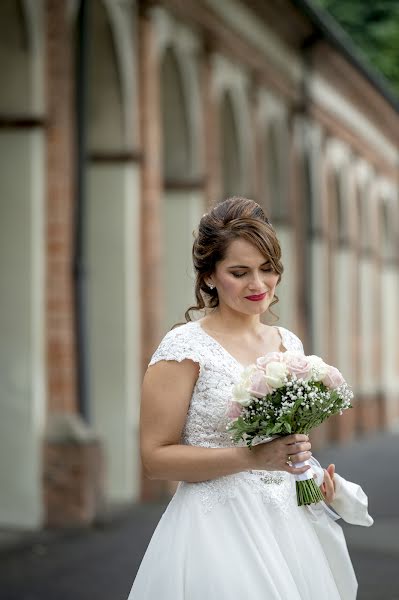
[313,0,399,96]
[228,379,352,448]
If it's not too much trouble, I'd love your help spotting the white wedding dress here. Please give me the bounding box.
[127,321,371,600]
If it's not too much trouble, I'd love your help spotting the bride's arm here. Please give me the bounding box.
[140,359,249,482]
[140,360,311,483]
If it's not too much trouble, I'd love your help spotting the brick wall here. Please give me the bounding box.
[44,440,105,527]
[45,0,77,414]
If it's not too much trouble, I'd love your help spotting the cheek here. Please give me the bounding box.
[269,275,279,288]
[218,276,241,296]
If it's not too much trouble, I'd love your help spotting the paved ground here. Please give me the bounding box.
[317,431,399,600]
[0,431,398,600]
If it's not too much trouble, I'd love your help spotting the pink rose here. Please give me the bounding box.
[257,352,285,371]
[283,352,313,381]
[322,365,345,389]
[247,370,273,398]
[227,400,243,419]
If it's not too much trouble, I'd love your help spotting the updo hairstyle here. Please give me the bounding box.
[185,197,284,322]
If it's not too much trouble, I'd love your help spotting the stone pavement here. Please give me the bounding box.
[0,431,398,600]
[317,430,399,600]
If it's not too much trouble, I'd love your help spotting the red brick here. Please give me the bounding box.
[45,0,77,418]
[43,441,105,527]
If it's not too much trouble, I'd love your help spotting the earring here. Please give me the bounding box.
[208,283,215,290]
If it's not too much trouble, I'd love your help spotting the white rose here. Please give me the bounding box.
[307,355,329,381]
[265,361,288,389]
[232,382,252,406]
[282,350,304,360]
[241,365,258,383]
[232,365,259,406]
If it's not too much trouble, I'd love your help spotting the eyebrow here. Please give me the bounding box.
[228,261,270,269]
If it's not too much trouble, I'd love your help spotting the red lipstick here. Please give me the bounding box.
[245,292,267,302]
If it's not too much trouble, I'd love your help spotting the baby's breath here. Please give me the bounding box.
[227,368,353,447]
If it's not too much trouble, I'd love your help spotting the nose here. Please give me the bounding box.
[248,271,264,291]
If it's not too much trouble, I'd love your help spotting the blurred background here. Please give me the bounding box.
[0,0,398,598]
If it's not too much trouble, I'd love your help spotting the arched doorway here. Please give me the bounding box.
[160,46,203,331]
[220,90,244,198]
[263,119,292,328]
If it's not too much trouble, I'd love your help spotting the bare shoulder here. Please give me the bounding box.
[270,324,285,351]
[259,324,284,352]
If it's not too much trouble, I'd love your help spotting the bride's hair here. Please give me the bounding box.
[184,196,284,323]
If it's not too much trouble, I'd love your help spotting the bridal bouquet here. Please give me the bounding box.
[226,351,353,506]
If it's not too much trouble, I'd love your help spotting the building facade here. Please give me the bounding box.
[0,0,398,529]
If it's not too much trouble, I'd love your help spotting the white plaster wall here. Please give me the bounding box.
[358,258,375,394]
[87,163,141,503]
[381,268,398,392]
[311,238,328,359]
[0,130,45,528]
[334,249,354,383]
[309,75,397,166]
[162,190,205,331]
[274,226,295,332]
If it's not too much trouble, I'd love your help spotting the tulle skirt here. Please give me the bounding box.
[127,474,357,599]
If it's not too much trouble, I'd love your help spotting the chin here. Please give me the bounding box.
[241,302,268,315]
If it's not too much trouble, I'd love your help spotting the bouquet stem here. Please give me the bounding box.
[296,478,324,506]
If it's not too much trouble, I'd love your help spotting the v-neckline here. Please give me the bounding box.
[193,320,286,369]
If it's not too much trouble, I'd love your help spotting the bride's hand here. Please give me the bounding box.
[320,464,336,503]
[245,434,312,474]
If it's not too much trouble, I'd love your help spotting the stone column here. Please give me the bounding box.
[87,156,142,504]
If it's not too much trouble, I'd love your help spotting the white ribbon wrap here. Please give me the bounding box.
[293,459,314,481]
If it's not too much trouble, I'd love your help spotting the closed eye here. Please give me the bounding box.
[231,267,273,278]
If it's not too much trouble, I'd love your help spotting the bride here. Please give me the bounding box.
[127,197,372,599]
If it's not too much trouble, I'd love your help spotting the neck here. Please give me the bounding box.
[209,306,264,334]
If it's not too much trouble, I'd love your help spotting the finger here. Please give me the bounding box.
[322,470,335,502]
[327,464,335,479]
[326,464,336,491]
[284,434,309,445]
[287,442,311,454]
[290,450,312,464]
[285,463,311,475]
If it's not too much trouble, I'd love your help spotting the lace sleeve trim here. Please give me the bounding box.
[148,324,204,374]
[278,326,304,354]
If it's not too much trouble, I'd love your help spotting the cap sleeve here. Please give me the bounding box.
[278,326,304,354]
[148,324,204,373]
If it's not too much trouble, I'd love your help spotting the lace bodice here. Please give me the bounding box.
[149,321,303,449]
[149,320,305,513]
